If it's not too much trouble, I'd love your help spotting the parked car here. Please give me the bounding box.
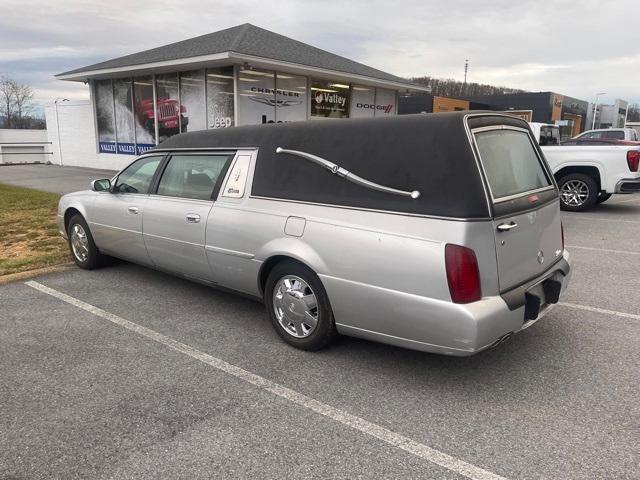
[561,138,640,146]
[57,112,571,356]
[574,128,640,142]
[530,123,640,210]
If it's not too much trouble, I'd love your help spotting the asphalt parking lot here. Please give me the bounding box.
[1,167,639,479]
[0,164,117,195]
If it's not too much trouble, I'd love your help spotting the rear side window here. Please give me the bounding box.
[156,154,233,200]
[475,129,552,200]
[603,130,624,140]
[539,126,560,145]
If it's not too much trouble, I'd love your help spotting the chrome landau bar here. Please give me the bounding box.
[275,147,421,199]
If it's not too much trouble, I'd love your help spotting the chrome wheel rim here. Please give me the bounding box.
[273,275,318,338]
[560,180,589,206]
[70,224,89,262]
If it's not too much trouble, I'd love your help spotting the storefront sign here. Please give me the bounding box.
[311,80,350,118]
[98,142,116,154]
[351,86,396,118]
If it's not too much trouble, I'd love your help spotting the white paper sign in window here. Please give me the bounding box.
[222,155,251,198]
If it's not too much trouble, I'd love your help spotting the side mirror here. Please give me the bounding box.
[91,179,112,192]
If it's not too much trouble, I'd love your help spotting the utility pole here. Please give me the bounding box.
[592,92,606,130]
[54,98,68,166]
[463,59,469,96]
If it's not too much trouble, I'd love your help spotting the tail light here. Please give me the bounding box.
[561,222,565,250]
[445,244,481,304]
[627,150,640,172]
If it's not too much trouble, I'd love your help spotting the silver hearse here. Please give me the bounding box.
[57,112,571,355]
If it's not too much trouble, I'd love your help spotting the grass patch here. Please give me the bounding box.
[0,183,70,275]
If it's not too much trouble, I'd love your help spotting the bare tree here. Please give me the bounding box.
[0,75,17,128]
[0,75,40,129]
[12,82,33,127]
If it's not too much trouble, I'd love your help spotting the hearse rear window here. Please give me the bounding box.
[474,129,551,200]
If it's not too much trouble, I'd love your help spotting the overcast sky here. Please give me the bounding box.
[1,0,638,112]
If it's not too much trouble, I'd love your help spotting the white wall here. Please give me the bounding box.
[0,129,49,164]
[44,100,132,170]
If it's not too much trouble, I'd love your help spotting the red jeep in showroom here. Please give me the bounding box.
[137,97,188,136]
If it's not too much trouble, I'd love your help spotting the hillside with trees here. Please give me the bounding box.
[410,76,526,98]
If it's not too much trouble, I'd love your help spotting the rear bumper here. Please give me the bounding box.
[615,178,640,193]
[325,250,572,357]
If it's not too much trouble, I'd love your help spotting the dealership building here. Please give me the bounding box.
[466,92,589,139]
[48,23,426,169]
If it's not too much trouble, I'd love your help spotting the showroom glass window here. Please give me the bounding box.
[156,154,233,200]
[113,79,135,155]
[350,85,375,118]
[310,80,350,118]
[133,76,156,154]
[94,79,116,153]
[238,67,275,125]
[374,88,397,117]
[155,73,181,142]
[274,72,306,123]
[206,67,235,129]
[179,70,206,132]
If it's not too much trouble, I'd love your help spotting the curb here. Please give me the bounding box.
[0,263,75,286]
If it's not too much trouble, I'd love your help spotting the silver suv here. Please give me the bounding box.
[57,112,571,356]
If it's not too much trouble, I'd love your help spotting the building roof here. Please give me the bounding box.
[56,23,423,90]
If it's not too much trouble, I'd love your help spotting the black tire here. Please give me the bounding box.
[264,260,337,351]
[557,173,599,212]
[67,214,105,270]
[596,192,612,204]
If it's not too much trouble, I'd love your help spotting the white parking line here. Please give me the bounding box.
[609,196,640,204]
[561,215,640,224]
[567,245,640,255]
[558,302,640,321]
[24,280,507,480]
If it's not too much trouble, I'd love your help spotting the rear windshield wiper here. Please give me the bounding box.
[276,147,420,199]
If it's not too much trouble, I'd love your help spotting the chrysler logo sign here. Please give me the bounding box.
[356,102,394,114]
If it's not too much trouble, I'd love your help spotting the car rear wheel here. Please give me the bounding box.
[558,173,598,212]
[67,214,105,270]
[265,260,337,351]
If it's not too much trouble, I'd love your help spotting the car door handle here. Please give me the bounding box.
[497,221,518,232]
[186,213,201,223]
[127,206,139,214]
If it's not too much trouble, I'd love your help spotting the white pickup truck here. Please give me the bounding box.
[529,123,640,211]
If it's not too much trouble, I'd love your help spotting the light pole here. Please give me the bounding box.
[592,92,606,130]
[54,98,68,166]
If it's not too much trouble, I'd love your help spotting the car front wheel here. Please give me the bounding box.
[558,173,598,212]
[67,214,105,269]
[265,260,337,351]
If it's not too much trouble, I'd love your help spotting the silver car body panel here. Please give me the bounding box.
[57,116,572,356]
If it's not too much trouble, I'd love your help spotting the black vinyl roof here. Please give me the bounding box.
[57,23,418,87]
[155,112,533,218]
